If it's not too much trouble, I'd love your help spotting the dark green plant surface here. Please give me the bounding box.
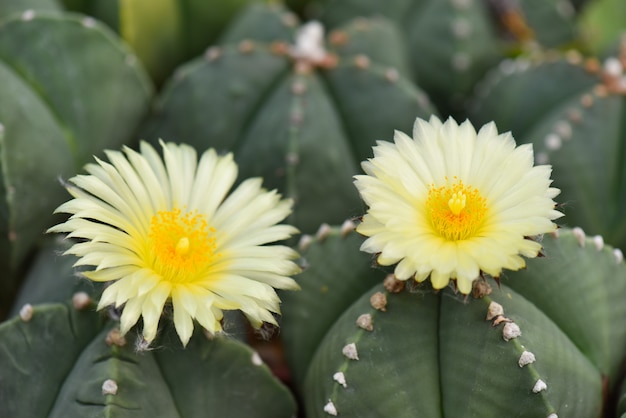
[470,52,626,251]
[286,227,626,416]
[0,12,152,315]
[141,3,436,234]
[0,302,297,417]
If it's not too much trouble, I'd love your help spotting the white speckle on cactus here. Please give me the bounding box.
[532,379,548,393]
[356,313,374,331]
[554,121,572,140]
[618,76,626,91]
[580,94,593,108]
[0,123,4,134]
[451,18,471,39]
[416,92,431,109]
[333,372,348,388]
[614,248,624,264]
[592,235,604,251]
[19,304,33,322]
[298,234,313,251]
[316,223,332,241]
[502,322,521,341]
[370,292,387,311]
[286,152,300,166]
[384,68,399,83]
[544,134,562,151]
[568,108,582,124]
[105,328,127,347]
[21,10,35,21]
[354,54,371,70]
[499,60,515,76]
[72,292,91,310]
[603,57,623,77]
[281,12,298,28]
[291,80,307,95]
[251,351,263,366]
[324,400,338,416]
[451,0,472,10]
[125,55,137,67]
[518,350,536,367]
[81,17,96,28]
[515,59,530,72]
[486,301,504,320]
[340,219,356,237]
[205,47,221,62]
[547,414,558,418]
[556,0,575,19]
[535,152,549,165]
[452,53,470,72]
[102,379,118,395]
[383,274,405,293]
[342,343,359,360]
[291,21,326,63]
[572,227,586,247]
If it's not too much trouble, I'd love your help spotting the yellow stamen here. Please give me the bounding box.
[148,208,218,282]
[426,179,487,241]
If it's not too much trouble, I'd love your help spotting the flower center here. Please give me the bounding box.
[426,179,487,241]
[148,208,217,282]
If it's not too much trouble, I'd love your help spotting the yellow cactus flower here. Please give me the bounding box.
[49,141,300,346]
[354,116,562,294]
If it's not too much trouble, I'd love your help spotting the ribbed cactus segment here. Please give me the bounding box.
[319,0,501,113]
[0,0,60,19]
[579,0,626,55]
[218,2,297,45]
[0,303,297,417]
[471,55,626,249]
[504,228,626,387]
[507,0,578,47]
[304,282,602,417]
[280,223,385,389]
[141,3,435,233]
[0,12,151,310]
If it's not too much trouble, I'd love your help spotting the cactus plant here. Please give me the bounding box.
[140,2,436,234]
[282,226,626,416]
[0,11,152,316]
[469,46,626,251]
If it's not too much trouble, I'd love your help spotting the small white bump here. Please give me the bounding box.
[333,372,347,388]
[251,352,263,366]
[614,248,624,264]
[592,235,604,251]
[81,17,96,28]
[518,350,536,367]
[555,0,575,19]
[369,292,387,311]
[618,76,626,91]
[535,152,549,165]
[315,223,332,241]
[291,80,307,95]
[384,68,399,83]
[515,60,530,72]
[0,123,4,134]
[286,152,300,166]
[532,379,547,393]
[499,59,516,75]
[298,234,313,251]
[502,322,521,341]
[545,133,562,151]
[21,9,35,21]
[340,219,356,237]
[125,55,137,67]
[291,21,326,63]
[72,292,91,310]
[572,227,586,247]
[356,313,373,331]
[324,400,338,416]
[19,304,33,322]
[486,301,504,320]
[342,343,359,360]
[451,0,472,10]
[603,57,623,77]
[554,121,572,140]
[102,379,118,395]
[205,47,221,62]
[547,414,558,418]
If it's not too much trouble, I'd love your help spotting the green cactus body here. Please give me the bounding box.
[470,52,626,251]
[283,227,626,416]
[0,0,60,19]
[142,3,436,234]
[0,12,152,315]
[0,302,297,417]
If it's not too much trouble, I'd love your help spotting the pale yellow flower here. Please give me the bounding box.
[49,141,300,346]
[354,116,562,294]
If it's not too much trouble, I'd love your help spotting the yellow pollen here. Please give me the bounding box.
[426,179,487,241]
[148,208,218,283]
